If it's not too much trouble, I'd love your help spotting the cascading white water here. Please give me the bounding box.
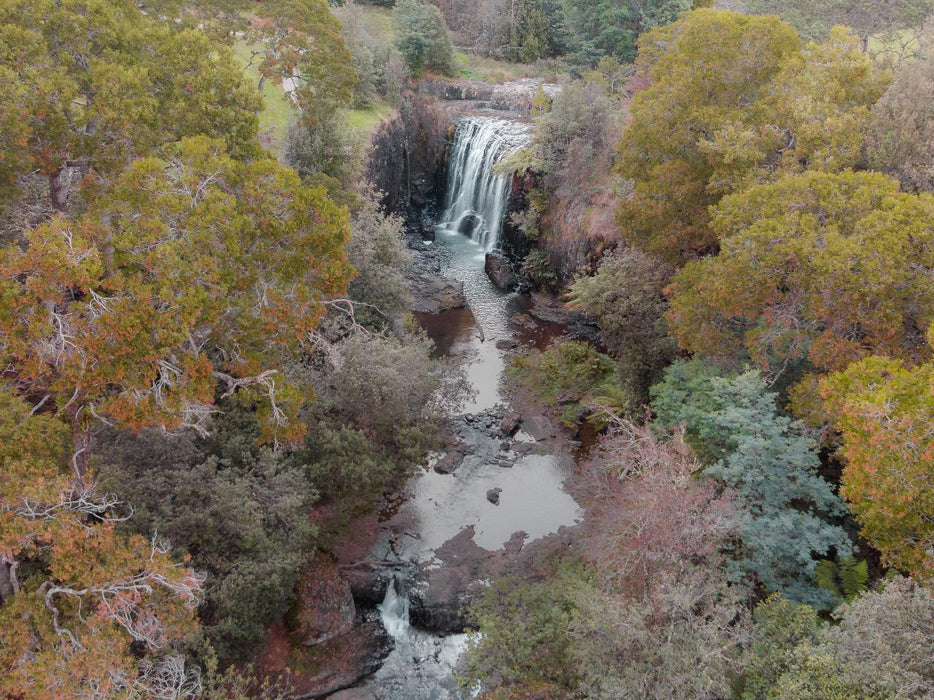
[378,574,411,641]
[441,117,531,251]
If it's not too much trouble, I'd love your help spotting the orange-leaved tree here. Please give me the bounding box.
[821,329,934,580]
[0,136,353,446]
[0,389,204,698]
[667,170,934,414]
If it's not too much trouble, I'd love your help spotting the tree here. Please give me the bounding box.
[616,10,885,264]
[821,339,934,580]
[749,0,934,54]
[867,52,934,193]
[667,170,934,414]
[394,0,455,76]
[0,389,203,698]
[0,0,261,212]
[652,362,851,606]
[568,247,678,415]
[0,136,353,444]
[94,414,316,664]
[742,579,934,698]
[343,189,411,329]
[240,0,356,128]
[463,420,750,699]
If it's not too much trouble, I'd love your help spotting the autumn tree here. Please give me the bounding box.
[616,10,886,264]
[0,389,204,698]
[741,579,934,698]
[821,335,934,580]
[0,0,261,213]
[867,51,934,193]
[0,136,352,446]
[667,170,934,414]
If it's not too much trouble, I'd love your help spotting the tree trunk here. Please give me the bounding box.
[0,557,18,605]
[49,168,69,213]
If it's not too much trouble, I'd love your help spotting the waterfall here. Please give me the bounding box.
[441,117,531,251]
[379,573,411,641]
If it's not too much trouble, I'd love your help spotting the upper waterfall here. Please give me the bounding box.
[441,117,531,251]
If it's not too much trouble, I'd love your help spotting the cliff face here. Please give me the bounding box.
[365,79,555,217]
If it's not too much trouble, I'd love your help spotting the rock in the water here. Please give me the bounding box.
[500,411,521,436]
[485,252,518,291]
[486,487,502,505]
[294,554,356,646]
[495,338,518,350]
[433,450,464,474]
[522,415,555,441]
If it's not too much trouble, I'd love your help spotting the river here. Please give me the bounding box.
[352,117,583,699]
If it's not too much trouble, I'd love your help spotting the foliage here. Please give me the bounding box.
[531,77,618,192]
[302,331,467,509]
[0,389,203,698]
[465,420,750,699]
[508,341,615,422]
[462,571,580,693]
[518,249,558,290]
[667,170,934,415]
[748,0,934,50]
[344,188,411,329]
[616,10,886,264]
[94,415,316,664]
[568,248,678,416]
[742,578,934,698]
[814,557,868,602]
[393,0,455,77]
[241,0,355,130]
[821,343,934,580]
[0,0,261,212]
[0,136,352,442]
[335,1,408,109]
[867,52,934,193]
[652,362,851,605]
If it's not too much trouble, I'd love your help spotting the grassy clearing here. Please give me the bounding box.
[351,4,395,43]
[231,41,296,155]
[341,100,396,137]
[453,51,565,83]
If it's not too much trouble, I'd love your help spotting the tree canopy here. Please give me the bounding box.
[667,170,934,412]
[0,0,262,212]
[616,10,886,264]
[821,335,934,580]
[0,136,352,441]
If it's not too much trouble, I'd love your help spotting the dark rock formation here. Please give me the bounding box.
[485,251,518,291]
[500,411,521,436]
[294,555,356,646]
[433,450,464,474]
[486,487,502,505]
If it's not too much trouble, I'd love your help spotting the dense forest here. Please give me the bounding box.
[1,0,934,698]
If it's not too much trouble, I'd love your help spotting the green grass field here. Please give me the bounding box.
[342,101,396,137]
[231,41,296,155]
[453,51,563,83]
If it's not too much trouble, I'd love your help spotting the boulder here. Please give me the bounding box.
[500,411,521,436]
[495,338,518,350]
[522,415,556,441]
[294,555,356,646]
[485,252,518,291]
[486,487,502,505]
[433,450,464,474]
